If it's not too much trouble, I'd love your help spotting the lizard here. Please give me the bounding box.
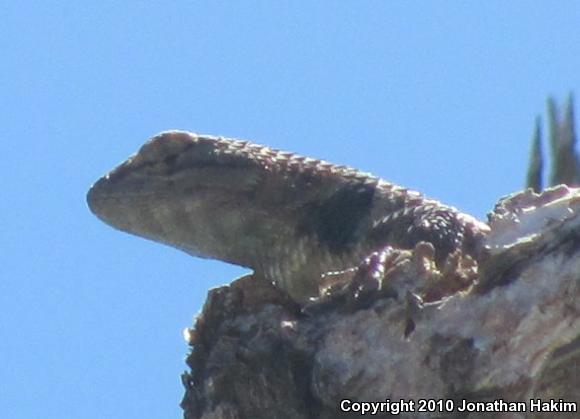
[87,130,490,302]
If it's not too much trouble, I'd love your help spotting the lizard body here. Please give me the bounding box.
[87,131,489,301]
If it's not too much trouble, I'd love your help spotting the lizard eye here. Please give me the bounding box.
[134,131,197,165]
[163,153,179,167]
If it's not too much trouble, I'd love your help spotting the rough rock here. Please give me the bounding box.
[182,186,580,419]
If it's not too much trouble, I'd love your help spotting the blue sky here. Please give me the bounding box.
[2,2,579,418]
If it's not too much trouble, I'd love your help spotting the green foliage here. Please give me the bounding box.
[525,93,579,191]
[526,117,543,193]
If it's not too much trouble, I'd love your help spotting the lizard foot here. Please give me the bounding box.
[305,242,480,314]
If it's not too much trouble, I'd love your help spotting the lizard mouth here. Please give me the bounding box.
[87,175,111,219]
[87,174,132,231]
[87,173,175,245]
[86,166,158,233]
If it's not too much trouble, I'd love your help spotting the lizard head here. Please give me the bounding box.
[86,130,264,266]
